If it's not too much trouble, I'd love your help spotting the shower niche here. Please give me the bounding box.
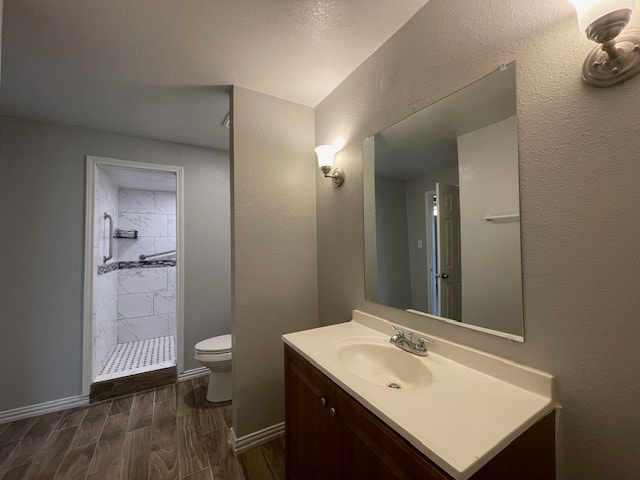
[90,161,179,385]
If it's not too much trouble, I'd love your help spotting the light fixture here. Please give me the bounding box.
[315,145,345,187]
[569,0,640,86]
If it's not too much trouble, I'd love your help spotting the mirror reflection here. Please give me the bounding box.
[364,63,524,339]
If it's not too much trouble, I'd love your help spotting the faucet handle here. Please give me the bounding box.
[391,326,405,337]
[390,326,405,344]
[415,337,434,351]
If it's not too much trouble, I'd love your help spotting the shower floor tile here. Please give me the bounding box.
[95,335,175,382]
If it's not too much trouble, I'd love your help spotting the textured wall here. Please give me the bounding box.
[457,116,522,335]
[231,87,318,437]
[0,0,3,87]
[374,176,412,308]
[0,116,231,410]
[315,1,640,478]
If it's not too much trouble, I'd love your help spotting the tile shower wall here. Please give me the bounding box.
[117,189,176,342]
[92,167,119,379]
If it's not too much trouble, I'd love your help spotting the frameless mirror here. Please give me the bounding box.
[363,63,524,340]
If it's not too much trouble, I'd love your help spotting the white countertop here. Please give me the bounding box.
[282,310,555,480]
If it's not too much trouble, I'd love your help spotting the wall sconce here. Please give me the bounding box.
[315,145,345,187]
[569,0,640,86]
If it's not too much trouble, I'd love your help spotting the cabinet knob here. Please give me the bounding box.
[320,397,327,407]
[329,407,338,417]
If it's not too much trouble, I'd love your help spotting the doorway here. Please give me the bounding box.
[82,156,185,395]
[425,191,439,316]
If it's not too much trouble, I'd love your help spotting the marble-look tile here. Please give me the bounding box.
[92,304,116,380]
[118,268,168,294]
[94,298,119,369]
[163,314,177,336]
[154,290,176,315]
[96,222,118,264]
[93,275,106,313]
[155,192,176,215]
[93,340,109,380]
[118,315,168,343]
[118,292,154,319]
[93,237,100,270]
[93,298,118,338]
[95,167,119,266]
[167,215,176,236]
[109,268,119,296]
[167,266,176,291]
[98,194,118,227]
[94,270,118,310]
[119,189,155,213]
[118,236,155,262]
[92,168,120,381]
[118,213,168,237]
[105,299,119,349]
[93,311,108,349]
[97,168,119,216]
[154,236,176,254]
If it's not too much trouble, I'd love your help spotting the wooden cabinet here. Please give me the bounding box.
[284,344,341,480]
[284,345,555,480]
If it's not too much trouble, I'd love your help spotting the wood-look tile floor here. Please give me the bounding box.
[0,376,285,480]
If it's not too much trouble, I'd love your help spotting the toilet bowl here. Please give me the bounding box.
[194,334,232,402]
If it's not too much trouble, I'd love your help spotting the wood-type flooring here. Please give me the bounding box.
[0,376,284,480]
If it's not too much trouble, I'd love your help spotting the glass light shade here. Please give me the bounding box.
[569,0,637,32]
[314,145,336,169]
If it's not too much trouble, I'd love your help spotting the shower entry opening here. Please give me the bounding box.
[82,156,184,395]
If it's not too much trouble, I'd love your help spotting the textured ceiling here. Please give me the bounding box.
[102,166,176,192]
[375,63,516,180]
[0,0,428,150]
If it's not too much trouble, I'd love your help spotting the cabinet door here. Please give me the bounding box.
[336,387,452,480]
[284,346,340,480]
[285,347,554,480]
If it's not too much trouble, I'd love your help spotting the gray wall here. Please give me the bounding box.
[404,164,459,312]
[0,116,231,410]
[457,116,523,335]
[315,1,640,478]
[374,176,411,309]
[231,87,318,438]
[0,0,3,87]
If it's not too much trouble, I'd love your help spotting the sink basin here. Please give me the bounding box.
[334,340,433,390]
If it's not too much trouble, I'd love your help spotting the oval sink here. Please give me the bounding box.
[335,341,433,391]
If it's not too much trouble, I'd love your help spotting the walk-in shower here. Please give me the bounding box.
[85,157,183,387]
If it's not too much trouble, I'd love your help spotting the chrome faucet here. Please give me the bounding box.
[390,327,433,357]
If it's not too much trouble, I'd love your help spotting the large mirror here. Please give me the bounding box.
[364,63,524,340]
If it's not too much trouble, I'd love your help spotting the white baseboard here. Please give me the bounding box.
[0,395,89,425]
[177,367,209,382]
[230,422,285,454]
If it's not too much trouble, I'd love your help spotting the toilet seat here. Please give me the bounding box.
[195,334,232,354]
[194,350,231,362]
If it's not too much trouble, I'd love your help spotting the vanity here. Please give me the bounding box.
[284,63,555,479]
[283,311,556,480]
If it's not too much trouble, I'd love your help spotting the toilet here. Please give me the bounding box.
[194,334,232,403]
